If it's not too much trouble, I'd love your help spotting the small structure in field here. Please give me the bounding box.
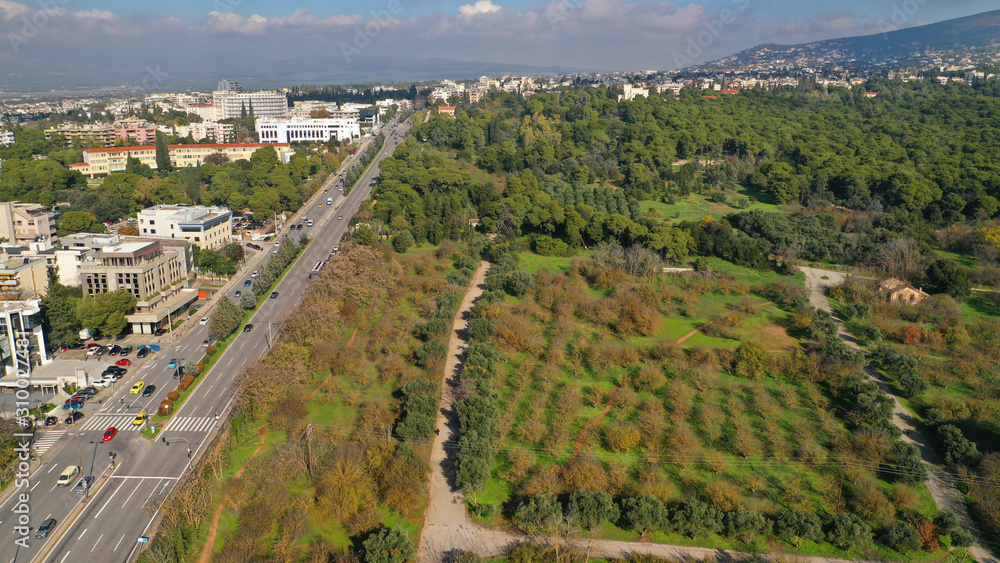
[879,277,929,305]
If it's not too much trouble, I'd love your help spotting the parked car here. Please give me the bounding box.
[136,347,150,358]
[116,358,132,367]
[105,366,126,375]
[102,427,118,441]
[296,224,303,230]
[44,416,58,427]
[76,387,98,397]
[64,412,83,424]
[251,270,259,278]
[243,324,254,332]
[141,384,156,397]
[91,378,111,388]
[120,346,133,357]
[72,476,95,494]
[154,328,167,336]
[107,345,122,356]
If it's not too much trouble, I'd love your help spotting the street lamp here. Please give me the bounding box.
[68,432,86,498]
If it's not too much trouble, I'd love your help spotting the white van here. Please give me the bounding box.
[306,219,314,227]
[57,465,80,487]
[327,198,333,205]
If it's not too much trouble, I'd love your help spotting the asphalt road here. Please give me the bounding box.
[0,119,411,563]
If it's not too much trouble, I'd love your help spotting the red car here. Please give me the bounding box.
[86,343,101,350]
[102,427,118,442]
[115,358,132,367]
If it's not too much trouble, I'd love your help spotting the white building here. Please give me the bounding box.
[0,300,51,379]
[0,130,14,146]
[159,121,234,142]
[256,117,360,144]
[137,205,233,250]
[211,90,289,120]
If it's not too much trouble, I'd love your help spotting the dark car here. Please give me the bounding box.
[35,518,56,538]
[136,347,150,359]
[243,324,254,332]
[244,279,251,287]
[234,290,241,298]
[296,224,303,230]
[106,366,126,375]
[95,346,109,356]
[141,384,156,397]
[44,416,57,427]
[154,328,167,336]
[107,345,122,356]
[64,412,83,424]
[120,346,133,357]
[76,387,98,397]
[270,292,278,299]
[72,476,95,494]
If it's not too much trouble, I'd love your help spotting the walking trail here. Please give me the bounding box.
[416,261,868,563]
[800,267,996,563]
[197,424,270,563]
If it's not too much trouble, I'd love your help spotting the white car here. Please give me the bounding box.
[251,271,259,278]
[200,317,209,325]
[91,378,112,388]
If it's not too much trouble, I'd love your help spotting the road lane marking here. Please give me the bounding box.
[113,532,128,551]
[59,551,71,563]
[78,528,87,540]
[47,464,59,473]
[109,476,178,480]
[91,533,104,552]
[121,481,142,508]
[30,481,39,492]
[94,481,125,519]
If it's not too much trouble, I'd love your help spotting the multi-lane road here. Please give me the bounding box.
[0,118,411,563]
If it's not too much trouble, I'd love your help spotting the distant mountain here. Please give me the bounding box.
[691,9,1000,72]
[0,54,587,97]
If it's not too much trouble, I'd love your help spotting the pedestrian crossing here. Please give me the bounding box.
[31,431,65,456]
[74,414,145,432]
[163,416,217,433]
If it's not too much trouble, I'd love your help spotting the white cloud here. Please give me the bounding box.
[0,0,29,21]
[458,0,502,16]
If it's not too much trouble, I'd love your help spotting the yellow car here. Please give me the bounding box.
[318,203,324,208]
[130,381,145,394]
[132,412,148,426]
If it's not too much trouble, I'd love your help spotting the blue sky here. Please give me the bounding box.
[0,0,995,91]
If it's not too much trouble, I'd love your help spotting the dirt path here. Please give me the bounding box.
[675,302,774,345]
[800,266,996,563]
[197,424,270,563]
[565,385,621,467]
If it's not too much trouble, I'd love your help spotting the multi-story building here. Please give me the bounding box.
[137,205,233,250]
[211,90,288,120]
[0,202,56,244]
[0,130,14,146]
[78,240,187,300]
[0,299,52,379]
[161,121,234,142]
[188,104,218,121]
[69,143,293,178]
[218,79,242,92]
[0,256,48,299]
[112,117,157,145]
[255,116,360,144]
[44,124,117,147]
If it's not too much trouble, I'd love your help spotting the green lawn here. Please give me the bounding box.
[517,251,590,274]
[641,190,780,224]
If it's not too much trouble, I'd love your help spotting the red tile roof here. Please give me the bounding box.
[438,106,457,110]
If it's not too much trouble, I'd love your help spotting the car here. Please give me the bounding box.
[34,518,56,538]
[270,292,279,299]
[154,328,167,336]
[105,366,126,375]
[245,242,256,248]
[234,290,241,298]
[202,338,211,347]
[108,345,122,356]
[307,220,314,227]
[64,412,83,424]
[333,245,339,252]
[120,346,133,357]
[338,215,343,220]
[94,346,108,356]
[141,384,156,397]
[136,347,150,359]
[91,378,111,388]
[324,188,328,193]
[243,324,254,332]
[116,358,132,367]
[76,387,98,397]
[130,381,144,394]
[244,279,251,287]
[44,416,57,427]
[86,343,101,350]
[200,317,209,325]
[63,398,84,410]
[132,412,149,426]
[296,224,303,230]
[251,271,259,278]
[72,476,95,494]
[167,358,178,368]
[318,203,323,208]
[102,427,118,442]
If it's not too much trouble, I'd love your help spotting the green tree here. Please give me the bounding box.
[827,514,872,550]
[58,211,106,235]
[360,527,415,563]
[620,495,666,536]
[925,259,970,299]
[40,277,82,348]
[154,130,172,173]
[208,296,242,340]
[565,491,619,531]
[885,521,922,552]
[393,229,414,253]
[73,289,136,336]
[670,500,722,538]
[733,340,770,379]
[239,290,256,311]
[775,511,823,548]
[513,495,564,534]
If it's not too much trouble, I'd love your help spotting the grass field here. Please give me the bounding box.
[640,189,781,224]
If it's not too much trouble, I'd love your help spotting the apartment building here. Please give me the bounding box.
[44,124,117,147]
[256,116,360,144]
[0,202,56,244]
[0,256,48,299]
[137,205,233,250]
[78,240,187,301]
[160,121,234,142]
[0,300,51,378]
[69,143,293,178]
[211,90,289,120]
[0,130,14,146]
[112,117,157,145]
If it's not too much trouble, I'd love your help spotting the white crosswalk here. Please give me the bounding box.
[31,431,65,455]
[163,416,216,433]
[74,414,145,432]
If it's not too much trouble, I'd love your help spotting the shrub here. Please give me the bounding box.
[669,500,723,538]
[619,495,666,536]
[884,521,922,553]
[157,400,173,416]
[360,526,415,563]
[205,345,218,356]
[827,514,872,550]
[950,528,974,547]
[604,423,641,453]
[167,391,180,401]
[565,491,619,531]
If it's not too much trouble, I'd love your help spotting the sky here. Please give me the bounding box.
[0,0,995,92]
